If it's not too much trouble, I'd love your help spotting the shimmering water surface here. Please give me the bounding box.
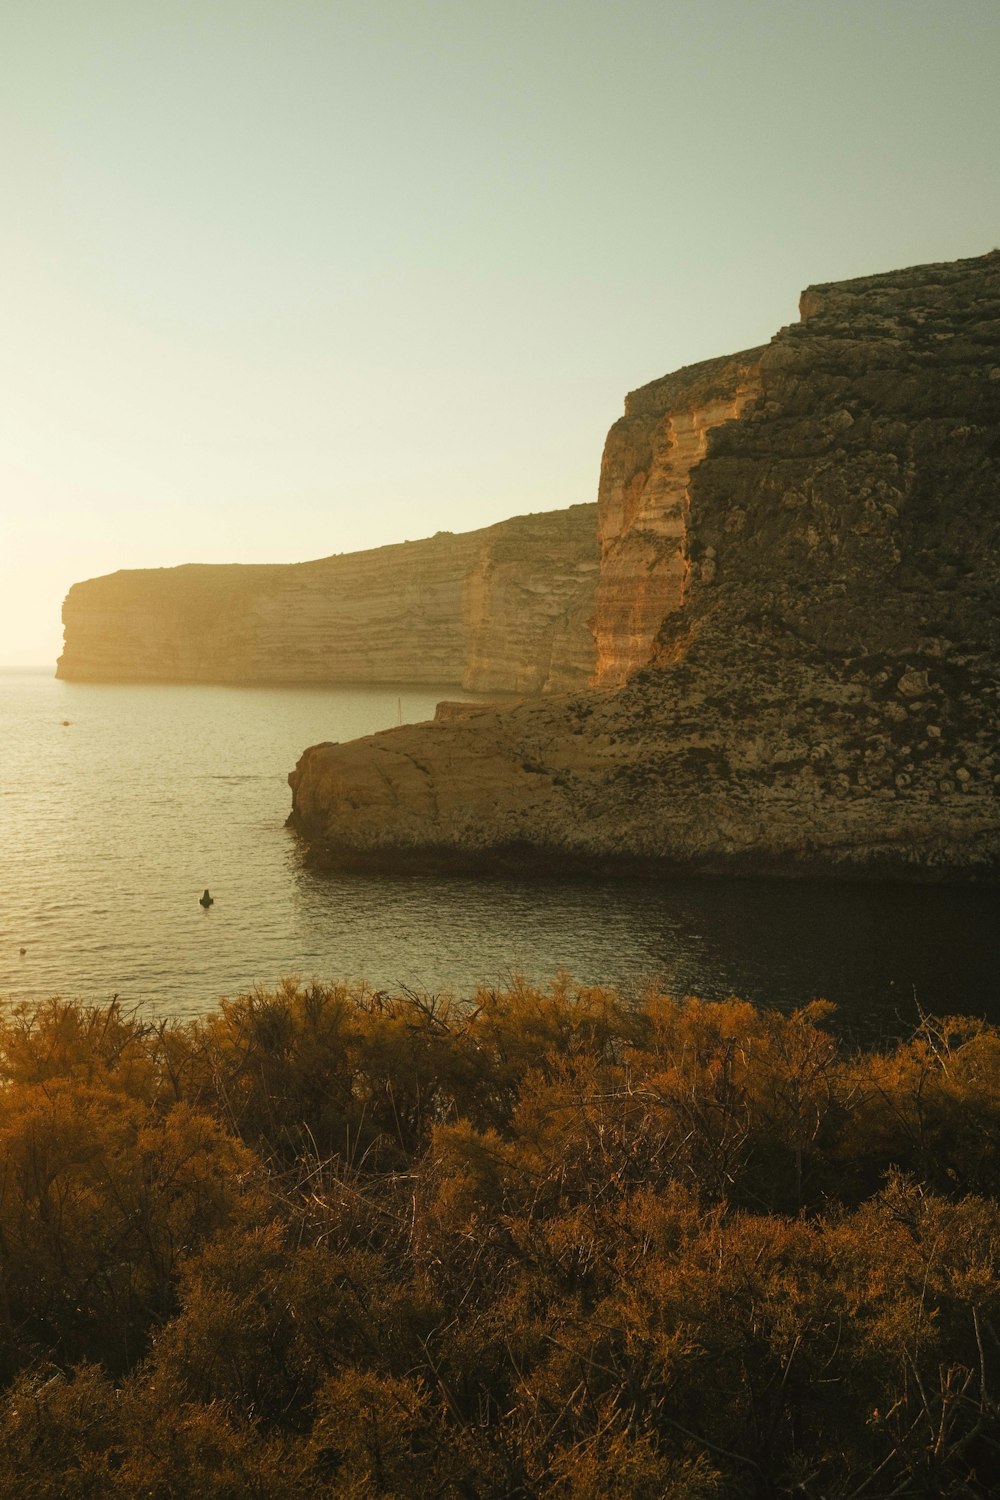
[1,669,997,1037]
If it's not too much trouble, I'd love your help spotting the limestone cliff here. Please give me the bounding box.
[460,508,599,692]
[592,347,764,687]
[288,250,1000,881]
[56,505,598,692]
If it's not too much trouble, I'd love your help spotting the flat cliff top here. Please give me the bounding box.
[623,345,767,419]
[798,247,1000,316]
[64,503,598,598]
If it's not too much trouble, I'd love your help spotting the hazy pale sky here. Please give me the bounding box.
[1,0,997,664]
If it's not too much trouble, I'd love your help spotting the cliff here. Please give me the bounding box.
[289,250,1000,881]
[56,504,599,692]
[592,347,764,687]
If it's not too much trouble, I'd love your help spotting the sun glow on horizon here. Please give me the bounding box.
[1,0,997,664]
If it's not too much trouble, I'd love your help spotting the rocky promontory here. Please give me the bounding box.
[57,505,599,693]
[289,250,1000,880]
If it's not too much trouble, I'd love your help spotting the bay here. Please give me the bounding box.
[1,668,997,1040]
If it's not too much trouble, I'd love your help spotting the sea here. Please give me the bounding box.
[1,667,997,1040]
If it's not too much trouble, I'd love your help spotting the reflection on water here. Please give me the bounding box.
[1,669,997,1040]
[288,866,999,1042]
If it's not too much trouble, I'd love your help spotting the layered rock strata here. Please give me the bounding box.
[57,505,599,692]
[592,347,764,687]
[289,250,1000,880]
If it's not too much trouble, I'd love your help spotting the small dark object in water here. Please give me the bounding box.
[19,947,26,956]
[62,720,71,726]
[199,889,214,909]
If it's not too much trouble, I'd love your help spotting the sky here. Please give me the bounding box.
[1,0,997,665]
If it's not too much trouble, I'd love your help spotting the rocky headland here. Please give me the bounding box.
[289,250,1000,880]
[56,504,599,693]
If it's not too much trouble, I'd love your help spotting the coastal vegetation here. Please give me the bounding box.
[0,979,998,1496]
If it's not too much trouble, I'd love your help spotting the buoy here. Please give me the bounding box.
[199,889,214,909]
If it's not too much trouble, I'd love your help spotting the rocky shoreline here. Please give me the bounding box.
[289,250,1000,882]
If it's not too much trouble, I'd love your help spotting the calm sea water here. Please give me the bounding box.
[1,668,997,1038]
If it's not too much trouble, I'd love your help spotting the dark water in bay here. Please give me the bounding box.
[1,669,997,1039]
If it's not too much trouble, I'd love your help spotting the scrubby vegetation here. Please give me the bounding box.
[0,978,998,1496]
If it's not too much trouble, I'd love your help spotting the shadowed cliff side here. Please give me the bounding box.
[289,250,1000,881]
[56,504,598,693]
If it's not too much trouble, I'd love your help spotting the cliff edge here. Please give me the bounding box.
[56,504,599,694]
[289,250,1000,881]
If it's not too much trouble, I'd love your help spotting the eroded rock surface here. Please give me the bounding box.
[57,505,598,692]
[592,348,763,687]
[289,250,1000,880]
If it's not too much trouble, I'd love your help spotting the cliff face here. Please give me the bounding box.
[289,250,1000,881]
[461,507,599,693]
[592,348,763,687]
[57,505,598,692]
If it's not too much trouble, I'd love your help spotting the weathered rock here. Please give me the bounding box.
[461,509,599,692]
[592,347,763,687]
[289,250,1000,881]
[56,505,598,692]
[434,699,524,722]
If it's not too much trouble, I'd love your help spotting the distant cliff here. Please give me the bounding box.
[289,250,1000,881]
[57,504,599,692]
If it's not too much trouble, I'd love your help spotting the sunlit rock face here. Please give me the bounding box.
[289,250,1000,881]
[461,507,599,693]
[56,505,599,693]
[592,349,763,687]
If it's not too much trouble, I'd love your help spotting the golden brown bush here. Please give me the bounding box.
[0,1078,263,1374]
[0,984,997,1497]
